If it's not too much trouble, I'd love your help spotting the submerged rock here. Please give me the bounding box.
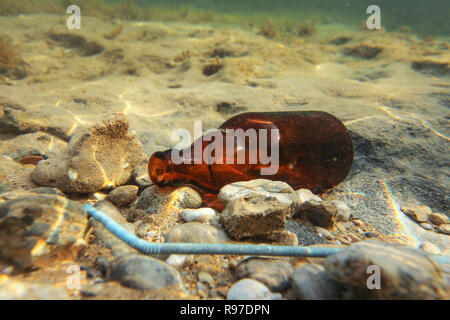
[324,240,448,300]
[0,279,68,300]
[0,193,88,268]
[106,185,139,207]
[292,263,343,300]
[107,254,183,290]
[180,207,216,223]
[236,257,293,292]
[227,279,282,300]
[218,179,299,213]
[294,200,340,228]
[31,114,146,193]
[164,222,228,244]
[220,195,289,241]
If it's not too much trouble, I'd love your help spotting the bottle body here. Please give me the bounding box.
[148,111,353,194]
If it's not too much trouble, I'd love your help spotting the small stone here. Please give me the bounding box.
[218,179,299,214]
[315,227,334,240]
[331,200,351,221]
[401,205,431,223]
[325,240,448,299]
[292,264,343,300]
[106,185,138,207]
[420,241,441,255]
[107,254,183,290]
[429,213,449,226]
[164,222,228,244]
[227,279,282,300]
[286,220,329,245]
[180,208,216,223]
[0,156,34,193]
[438,224,450,235]
[219,195,289,241]
[134,185,201,214]
[132,163,152,188]
[198,271,213,285]
[236,257,294,292]
[295,200,339,228]
[276,230,298,245]
[32,114,146,193]
[420,223,434,231]
[0,193,88,269]
[166,255,189,268]
[296,189,322,204]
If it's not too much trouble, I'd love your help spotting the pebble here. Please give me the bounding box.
[180,208,216,223]
[134,185,202,214]
[31,114,146,193]
[438,224,450,235]
[235,257,294,292]
[226,279,282,300]
[132,163,152,188]
[429,213,449,226]
[420,241,441,255]
[292,264,343,300]
[164,222,229,244]
[331,200,352,221]
[107,254,183,290]
[198,271,214,285]
[401,205,431,223]
[315,227,334,240]
[325,240,448,299]
[106,185,139,207]
[219,195,289,241]
[420,222,434,231]
[296,188,322,204]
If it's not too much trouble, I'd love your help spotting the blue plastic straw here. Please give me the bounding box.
[84,204,450,264]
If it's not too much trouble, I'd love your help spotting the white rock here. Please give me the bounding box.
[227,279,282,300]
[296,188,322,204]
[166,255,189,268]
[331,200,352,221]
[219,179,298,209]
[180,208,216,223]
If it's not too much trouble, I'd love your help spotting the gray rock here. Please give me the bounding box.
[292,264,343,300]
[285,220,329,245]
[332,200,352,221]
[227,279,282,300]
[198,271,213,285]
[295,200,340,228]
[219,195,289,241]
[106,185,138,207]
[90,200,136,257]
[134,185,201,214]
[0,279,68,299]
[32,114,146,193]
[324,240,448,299]
[164,222,228,244]
[401,205,431,223]
[236,257,294,292]
[180,207,216,223]
[108,254,183,290]
[0,193,88,269]
[218,179,299,214]
[315,226,335,240]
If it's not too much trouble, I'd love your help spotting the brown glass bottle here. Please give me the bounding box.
[148,111,353,195]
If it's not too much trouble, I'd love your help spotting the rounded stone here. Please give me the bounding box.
[227,279,282,300]
[429,213,449,226]
[106,185,139,207]
[164,222,228,244]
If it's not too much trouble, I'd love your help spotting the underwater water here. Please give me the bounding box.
[0,0,448,300]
